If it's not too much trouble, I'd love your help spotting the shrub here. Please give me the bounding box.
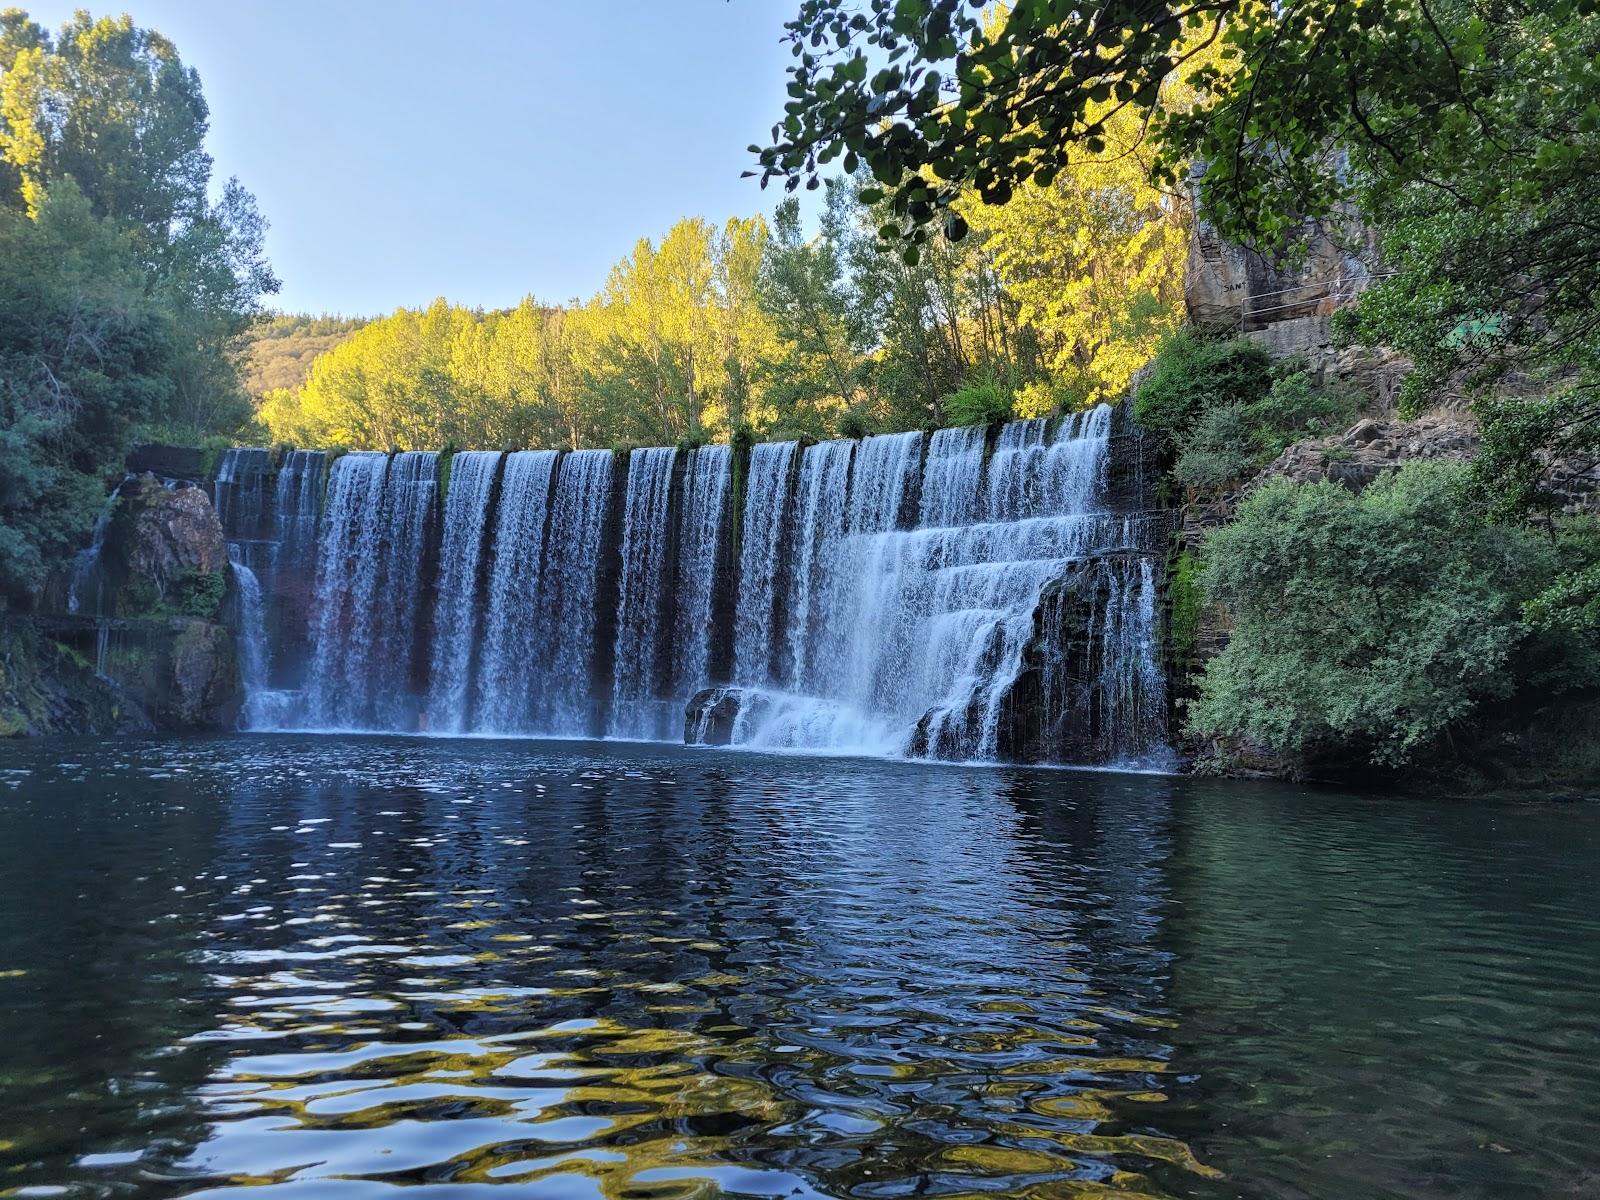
[1168,549,1203,664]
[676,431,709,451]
[1173,405,1260,488]
[1187,461,1598,769]
[171,569,226,619]
[1133,331,1274,449]
[1251,370,1362,454]
[942,380,1013,427]
[835,409,874,440]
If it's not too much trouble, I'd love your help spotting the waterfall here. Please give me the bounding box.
[306,451,438,730]
[719,406,1166,765]
[427,451,501,733]
[212,449,274,559]
[539,449,615,736]
[733,441,798,686]
[610,447,678,739]
[671,444,732,695]
[919,425,985,527]
[228,546,272,729]
[257,403,1166,765]
[271,450,328,571]
[784,440,854,691]
[475,450,558,733]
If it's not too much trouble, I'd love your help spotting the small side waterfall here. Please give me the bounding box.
[243,403,1168,765]
[228,546,272,729]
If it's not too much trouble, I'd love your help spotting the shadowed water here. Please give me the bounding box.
[0,737,1596,1199]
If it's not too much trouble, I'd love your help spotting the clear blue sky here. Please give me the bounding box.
[25,1,809,316]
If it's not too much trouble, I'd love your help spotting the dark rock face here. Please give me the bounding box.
[0,619,155,737]
[1000,553,1168,767]
[684,686,769,746]
[114,474,229,602]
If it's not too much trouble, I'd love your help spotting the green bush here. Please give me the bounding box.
[1188,461,1600,770]
[835,409,874,440]
[171,570,227,619]
[1167,549,1204,664]
[942,380,1014,427]
[1134,331,1274,449]
[1251,370,1362,454]
[676,431,709,451]
[1173,405,1260,488]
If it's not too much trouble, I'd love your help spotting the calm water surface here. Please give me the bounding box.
[0,736,1596,1199]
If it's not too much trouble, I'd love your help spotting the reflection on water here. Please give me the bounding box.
[0,736,1595,1199]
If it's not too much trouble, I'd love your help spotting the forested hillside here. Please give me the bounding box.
[242,314,368,397]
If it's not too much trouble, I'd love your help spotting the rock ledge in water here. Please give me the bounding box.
[684,686,770,746]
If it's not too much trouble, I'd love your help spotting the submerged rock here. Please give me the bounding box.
[684,686,770,746]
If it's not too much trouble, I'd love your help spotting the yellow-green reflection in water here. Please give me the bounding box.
[0,735,1596,1199]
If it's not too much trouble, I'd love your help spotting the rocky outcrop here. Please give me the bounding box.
[1251,415,1479,492]
[1185,164,1380,335]
[107,473,229,613]
[7,472,245,738]
[684,685,769,746]
[0,619,155,737]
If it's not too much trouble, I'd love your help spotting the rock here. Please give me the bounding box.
[164,619,241,729]
[1249,415,1480,493]
[0,618,155,737]
[1185,159,1381,335]
[998,552,1169,766]
[684,685,768,746]
[121,473,227,589]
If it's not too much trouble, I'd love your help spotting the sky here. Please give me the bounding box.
[24,0,811,316]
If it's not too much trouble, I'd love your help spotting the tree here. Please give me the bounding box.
[0,181,176,602]
[758,1,1600,519]
[1,7,277,440]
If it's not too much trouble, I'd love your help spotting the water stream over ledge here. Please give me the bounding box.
[1,735,1596,1199]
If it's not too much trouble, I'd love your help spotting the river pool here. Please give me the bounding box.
[0,736,1595,1198]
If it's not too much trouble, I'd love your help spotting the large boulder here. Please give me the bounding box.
[102,473,229,617]
[684,686,770,746]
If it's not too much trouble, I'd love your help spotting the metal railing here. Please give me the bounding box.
[1241,271,1396,329]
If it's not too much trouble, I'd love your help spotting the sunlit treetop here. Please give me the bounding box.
[752,0,1597,259]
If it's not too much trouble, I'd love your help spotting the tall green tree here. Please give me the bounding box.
[0,180,176,603]
[0,7,277,438]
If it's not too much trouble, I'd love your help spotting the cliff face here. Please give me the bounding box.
[2,470,243,737]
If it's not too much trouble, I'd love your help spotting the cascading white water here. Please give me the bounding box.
[610,447,678,739]
[271,450,328,571]
[272,404,1165,764]
[733,441,798,686]
[306,451,438,730]
[474,450,558,733]
[227,546,273,729]
[427,451,501,733]
[784,440,854,691]
[538,449,614,736]
[672,444,731,696]
[723,406,1162,763]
